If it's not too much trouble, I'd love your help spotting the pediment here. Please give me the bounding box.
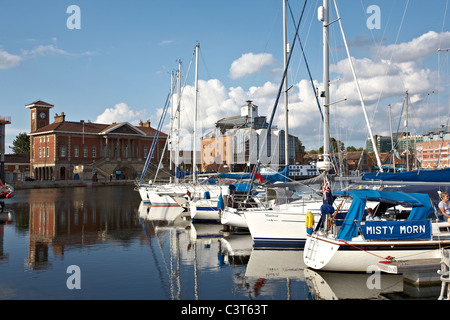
[101,122,146,136]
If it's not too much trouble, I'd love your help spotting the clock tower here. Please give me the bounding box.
[26,100,54,132]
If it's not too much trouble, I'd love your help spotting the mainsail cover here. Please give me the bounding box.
[362,168,450,183]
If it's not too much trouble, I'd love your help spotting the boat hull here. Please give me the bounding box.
[244,204,322,247]
[221,208,248,228]
[138,185,188,207]
[304,234,450,272]
[190,199,220,221]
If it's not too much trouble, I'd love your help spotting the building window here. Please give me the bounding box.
[92,146,97,158]
[39,148,42,158]
[74,145,79,158]
[83,146,88,158]
[60,145,67,157]
[46,147,49,158]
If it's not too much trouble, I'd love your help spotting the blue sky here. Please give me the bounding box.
[1,0,449,152]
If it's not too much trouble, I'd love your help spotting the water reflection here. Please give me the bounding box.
[26,187,141,271]
[0,186,445,300]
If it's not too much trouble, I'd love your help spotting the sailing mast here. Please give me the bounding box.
[193,43,199,183]
[170,72,174,183]
[283,0,289,171]
[405,90,409,171]
[316,0,332,172]
[175,60,181,183]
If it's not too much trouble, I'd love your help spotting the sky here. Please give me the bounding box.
[1,0,449,153]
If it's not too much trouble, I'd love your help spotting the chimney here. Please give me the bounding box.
[54,112,66,123]
[139,120,151,128]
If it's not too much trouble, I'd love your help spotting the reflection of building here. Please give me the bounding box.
[27,188,142,270]
[201,101,299,172]
[26,100,168,181]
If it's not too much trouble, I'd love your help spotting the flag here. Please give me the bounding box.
[252,166,264,183]
[322,178,333,205]
[255,172,264,183]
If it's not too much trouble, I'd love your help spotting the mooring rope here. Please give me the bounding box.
[338,239,395,263]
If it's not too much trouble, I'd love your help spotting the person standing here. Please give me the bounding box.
[439,192,450,222]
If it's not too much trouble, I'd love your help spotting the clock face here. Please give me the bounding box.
[39,112,46,119]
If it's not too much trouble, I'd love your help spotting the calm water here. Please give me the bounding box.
[0,185,443,300]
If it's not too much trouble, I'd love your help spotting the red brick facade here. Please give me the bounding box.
[26,100,168,181]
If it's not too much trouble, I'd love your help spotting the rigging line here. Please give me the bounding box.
[333,0,383,171]
[290,0,316,83]
[438,0,449,120]
[247,1,281,88]
[247,0,308,197]
[286,0,323,120]
[371,0,409,127]
[436,117,450,169]
[139,80,177,184]
[198,46,212,81]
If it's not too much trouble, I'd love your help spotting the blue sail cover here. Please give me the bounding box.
[362,168,450,182]
[333,189,434,241]
[218,166,289,182]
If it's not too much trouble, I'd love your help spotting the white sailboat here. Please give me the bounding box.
[303,189,450,272]
[242,0,335,246]
[244,0,390,247]
[138,47,203,208]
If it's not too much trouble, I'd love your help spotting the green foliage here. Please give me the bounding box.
[9,132,30,154]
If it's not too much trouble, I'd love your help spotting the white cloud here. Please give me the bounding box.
[0,48,22,69]
[158,40,174,46]
[377,30,450,63]
[95,103,146,124]
[22,44,71,57]
[229,52,277,79]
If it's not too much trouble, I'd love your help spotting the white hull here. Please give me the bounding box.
[190,199,220,221]
[244,201,325,247]
[303,231,450,272]
[138,184,188,207]
[138,201,185,223]
[220,208,248,228]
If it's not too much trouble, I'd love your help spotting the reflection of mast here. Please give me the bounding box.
[0,115,11,183]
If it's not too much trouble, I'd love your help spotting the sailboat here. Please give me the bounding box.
[303,0,450,272]
[245,0,389,247]
[303,189,450,272]
[138,48,200,208]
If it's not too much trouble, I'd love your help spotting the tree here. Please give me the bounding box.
[296,139,305,153]
[318,137,345,154]
[10,132,30,154]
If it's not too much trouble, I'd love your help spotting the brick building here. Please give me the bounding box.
[26,100,168,181]
[4,153,30,183]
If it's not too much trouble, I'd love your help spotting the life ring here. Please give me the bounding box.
[305,211,314,230]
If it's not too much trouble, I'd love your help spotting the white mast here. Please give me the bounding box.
[193,43,199,182]
[388,104,396,172]
[169,71,174,183]
[175,60,181,183]
[316,0,332,172]
[405,90,409,171]
[283,0,289,168]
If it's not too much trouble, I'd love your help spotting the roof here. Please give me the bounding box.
[25,100,54,109]
[5,153,30,164]
[29,121,167,138]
